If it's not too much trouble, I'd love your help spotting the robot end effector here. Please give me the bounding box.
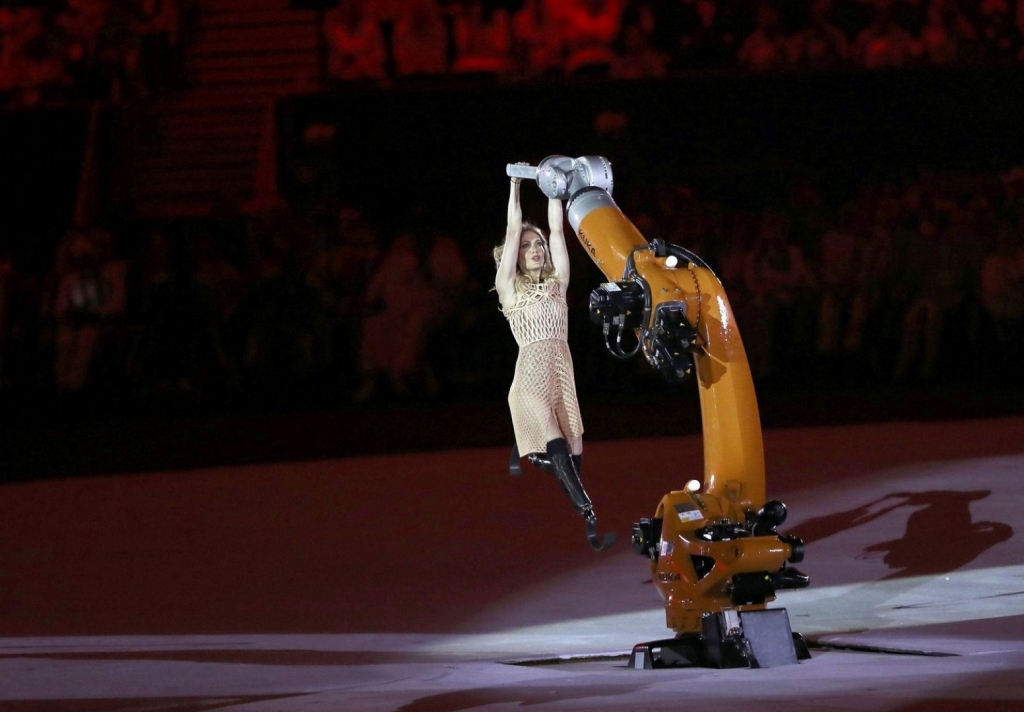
[509,157,700,384]
[506,156,614,202]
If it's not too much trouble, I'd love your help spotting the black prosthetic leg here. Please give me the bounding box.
[520,449,578,476]
[546,438,616,551]
[509,445,522,476]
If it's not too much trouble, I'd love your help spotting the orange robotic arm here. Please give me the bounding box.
[509,156,809,666]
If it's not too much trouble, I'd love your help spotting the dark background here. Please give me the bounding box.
[280,65,1024,230]
[3,65,1024,480]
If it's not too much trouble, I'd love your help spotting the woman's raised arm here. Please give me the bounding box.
[547,197,570,289]
[495,176,524,308]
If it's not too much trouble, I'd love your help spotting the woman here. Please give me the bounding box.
[494,170,593,526]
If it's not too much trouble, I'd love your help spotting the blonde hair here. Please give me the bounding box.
[493,221,557,292]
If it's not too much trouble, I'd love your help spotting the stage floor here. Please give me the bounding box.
[2,417,1023,711]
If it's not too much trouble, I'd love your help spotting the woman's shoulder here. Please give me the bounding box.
[501,279,548,308]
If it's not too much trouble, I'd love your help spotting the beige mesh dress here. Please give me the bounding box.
[503,279,584,456]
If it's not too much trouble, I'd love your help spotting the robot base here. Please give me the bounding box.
[628,609,811,669]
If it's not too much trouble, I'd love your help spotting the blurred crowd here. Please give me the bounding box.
[657,166,1024,388]
[0,201,488,410]
[2,163,1022,414]
[0,0,184,108]
[324,0,1024,85]
[5,0,1024,108]
[3,0,1024,416]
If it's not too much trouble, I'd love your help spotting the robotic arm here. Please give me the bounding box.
[508,156,809,667]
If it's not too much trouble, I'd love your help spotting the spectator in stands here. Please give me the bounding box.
[788,0,851,69]
[742,209,812,379]
[561,0,624,77]
[2,7,67,107]
[842,203,893,360]
[510,0,565,79]
[353,231,437,400]
[609,20,667,78]
[1018,0,1024,53]
[422,226,469,394]
[87,226,129,389]
[0,8,26,105]
[714,211,758,369]
[1003,166,1024,222]
[451,0,511,77]
[127,227,221,401]
[891,197,975,382]
[94,0,145,101]
[892,0,928,36]
[867,189,921,366]
[919,0,978,65]
[719,209,757,294]
[979,220,1024,377]
[671,0,735,70]
[324,0,388,83]
[57,0,109,62]
[391,0,449,79]
[244,235,333,403]
[307,205,380,394]
[814,208,860,360]
[52,229,105,392]
[57,0,110,97]
[190,229,245,393]
[975,0,1023,61]
[617,0,656,40]
[426,222,467,301]
[0,250,14,388]
[830,0,876,41]
[853,0,921,68]
[614,0,667,65]
[134,0,181,94]
[619,0,679,59]
[715,0,760,43]
[738,4,788,72]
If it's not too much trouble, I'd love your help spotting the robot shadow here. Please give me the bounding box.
[791,490,1013,580]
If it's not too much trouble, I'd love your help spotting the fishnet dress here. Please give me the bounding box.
[503,280,584,456]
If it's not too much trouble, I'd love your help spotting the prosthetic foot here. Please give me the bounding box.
[546,439,616,551]
[527,452,553,470]
[509,445,522,477]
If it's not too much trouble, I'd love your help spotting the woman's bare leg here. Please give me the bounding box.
[568,434,583,457]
